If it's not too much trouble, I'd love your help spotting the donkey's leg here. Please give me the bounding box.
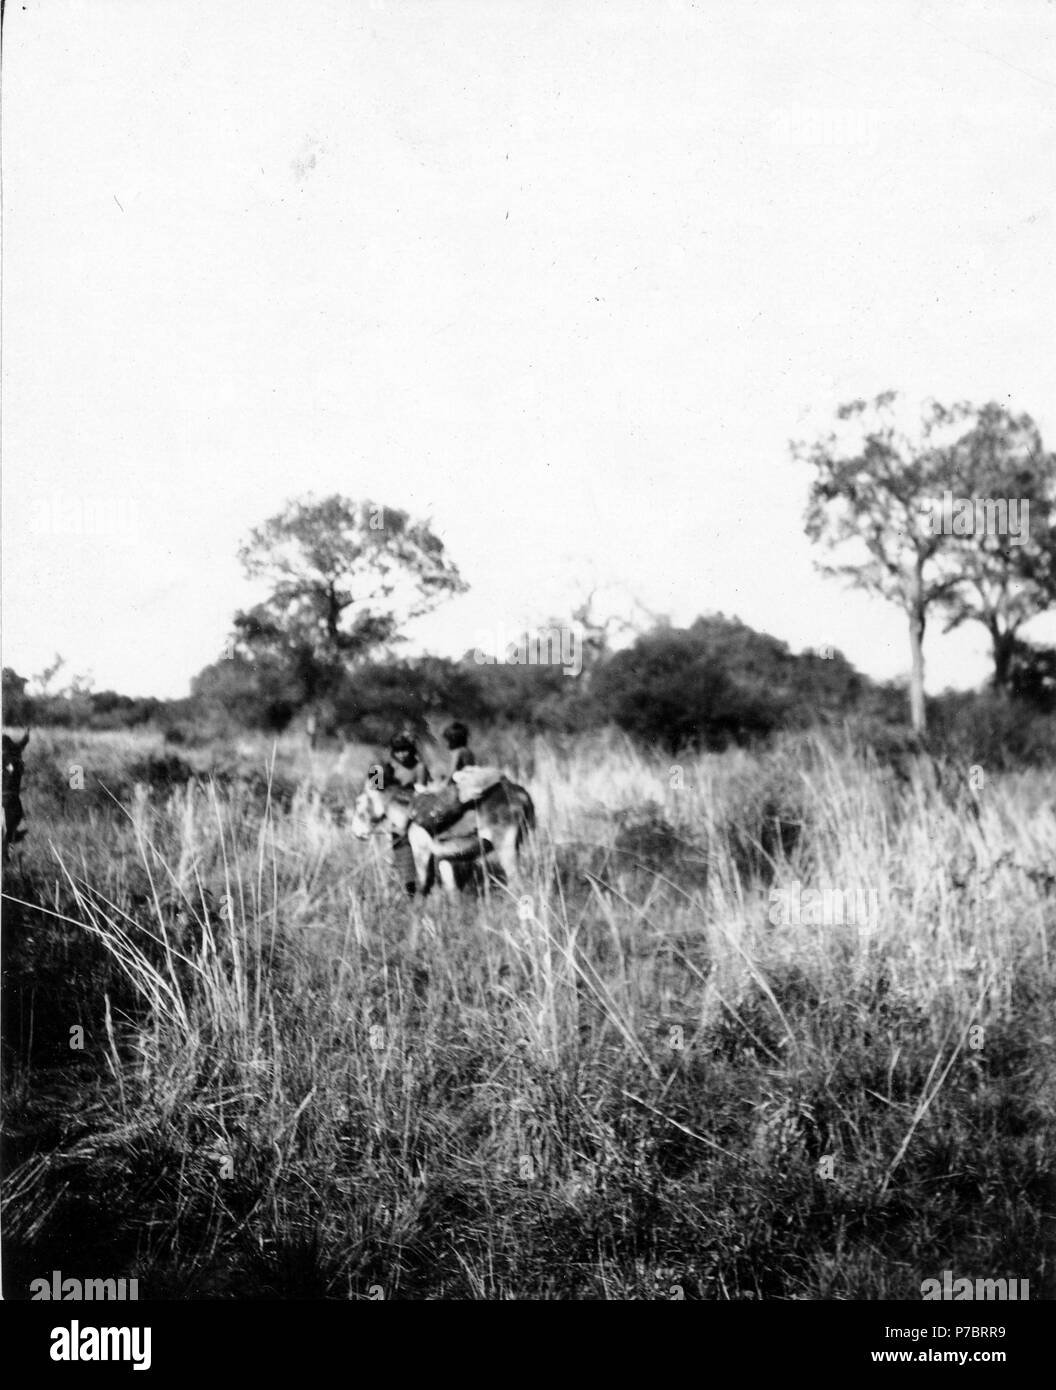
[428,837,465,895]
[408,825,435,897]
[495,826,522,887]
[437,859,458,894]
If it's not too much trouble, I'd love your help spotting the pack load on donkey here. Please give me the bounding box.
[410,765,505,839]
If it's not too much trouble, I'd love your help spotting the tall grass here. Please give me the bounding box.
[2,727,1054,1298]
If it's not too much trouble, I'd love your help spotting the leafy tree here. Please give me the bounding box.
[931,404,1056,692]
[795,392,975,734]
[232,496,466,739]
[593,614,860,751]
[190,656,300,732]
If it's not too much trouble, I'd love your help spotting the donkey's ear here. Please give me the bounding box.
[18,730,30,750]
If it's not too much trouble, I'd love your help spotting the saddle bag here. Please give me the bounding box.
[410,784,465,836]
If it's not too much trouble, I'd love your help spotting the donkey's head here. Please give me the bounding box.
[2,730,30,859]
[350,781,413,840]
[2,730,29,800]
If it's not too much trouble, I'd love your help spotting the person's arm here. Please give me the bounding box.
[447,748,475,784]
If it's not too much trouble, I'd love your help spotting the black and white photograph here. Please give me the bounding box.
[1,0,1053,1349]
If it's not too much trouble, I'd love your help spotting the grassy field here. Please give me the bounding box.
[2,725,1054,1299]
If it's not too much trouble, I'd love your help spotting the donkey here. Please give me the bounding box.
[2,730,30,862]
[351,775,535,896]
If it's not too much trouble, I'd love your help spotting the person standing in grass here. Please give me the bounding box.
[381,731,430,896]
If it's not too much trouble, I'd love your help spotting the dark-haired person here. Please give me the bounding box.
[442,721,477,784]
[381,732,430,896]
[406,721,480,843]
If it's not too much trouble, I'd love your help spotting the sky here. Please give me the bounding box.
[3,0,1055,699]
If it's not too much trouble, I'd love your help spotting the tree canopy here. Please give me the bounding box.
[932,403,1056,691]
[795,392,1054,732]
[231,495,467,725]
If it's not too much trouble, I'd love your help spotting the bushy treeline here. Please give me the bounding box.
[5,611,1056,757]
[1,669,163,731]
